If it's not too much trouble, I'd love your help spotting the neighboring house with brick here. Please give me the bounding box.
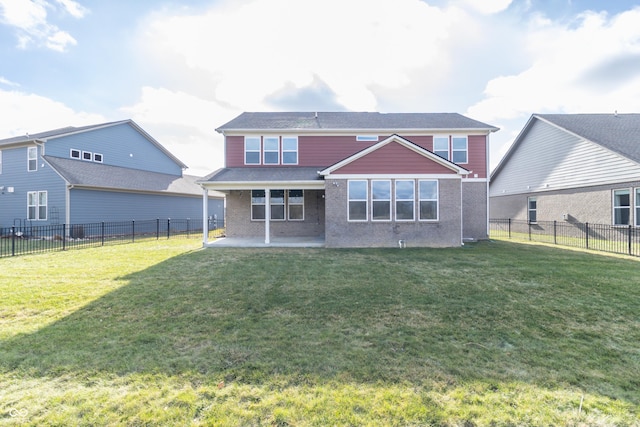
[0,120,224,230]
[490,113,640,226]
[200,112,498,247]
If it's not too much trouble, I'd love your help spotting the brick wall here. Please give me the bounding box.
[462,181,488,240]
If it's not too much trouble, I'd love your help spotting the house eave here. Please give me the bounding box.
[200,180,325,191]
[217,127,498,136]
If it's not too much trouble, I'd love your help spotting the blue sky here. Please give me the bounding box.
[1,0,639,175]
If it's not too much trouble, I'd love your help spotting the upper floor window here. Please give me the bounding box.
[356,135,379,142]
[419,180,438,221]
[528,196,537,223]
[71,149,81,159]
[27,191,47,220]
[282,137,298,164]
[613,189,630,225]
[28,146,37,171]
[93,153,103,163]
[452,136,468,163]
[263,137,279,165]
[433,136,449,160]
[245,137,261,165]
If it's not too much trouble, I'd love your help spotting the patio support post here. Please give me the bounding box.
[202,188,209,245]
[265,188,271,244]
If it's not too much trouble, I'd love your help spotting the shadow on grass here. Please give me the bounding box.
[1,242,639,405]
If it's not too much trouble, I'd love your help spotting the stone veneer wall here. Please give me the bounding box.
[324,178,463,248]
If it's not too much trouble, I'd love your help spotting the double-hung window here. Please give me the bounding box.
[28,146,37,171]
[251,190,266,220]
[282,137,298,164]
[371,180,391,221]
[245,137,261,165]
[419,180,438,220]
[613,189,630,225]
[263,137,279,164]
[270,190,285,220]
[395,180,415,221]
[452,136,468,163]
[528,196,537,223]
[433,136,449,160]
[348,180,368,221]
[636,189,640,227]
[288,190,304,220]
[27,191,47,220]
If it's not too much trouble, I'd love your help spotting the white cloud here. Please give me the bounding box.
[457,0,512,15]
[0,88,105,138]
[0,76,19,87]
[0,0,86,51]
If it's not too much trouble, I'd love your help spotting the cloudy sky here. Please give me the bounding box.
[1,0,639,176]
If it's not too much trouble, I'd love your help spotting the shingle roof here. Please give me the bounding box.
[44,156,205,195]
[202,167,323,183]
[0,120,128,146]
[536,113,640,163]
[216,112,499,132]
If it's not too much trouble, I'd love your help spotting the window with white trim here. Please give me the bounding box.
[70,149,81,159]
[395,180,415,221]
[636,188,640,227]
[263,137,279,165]
[282,137,298,164]
[270,189,285,220]
[245,137,261,165]
[433,136,449,160]
[371,180,391,221]
[28,146,37,171]
[82,151,92,161]
[348,180,368,221]
[419,180,438,221]
[613,189,630,225]
[288,190,304,220]
[528,196,537,223]
[452,136,468,163]
[356,135,379,142]
[93,153,103,163]
[27,191,47,220]
[251,190,266,220]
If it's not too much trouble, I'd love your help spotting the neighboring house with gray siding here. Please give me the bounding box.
[200,112,498,248]
[0,120,223,230]
[490,113,640,226]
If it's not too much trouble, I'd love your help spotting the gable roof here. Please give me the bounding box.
[492,113,640,180]
[216,112,499,133]
[199,167,324,190]
[320,134,469,176]
[0,119,188,169]
[43,155,211,196]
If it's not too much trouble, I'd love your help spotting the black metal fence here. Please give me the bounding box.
[490,218,640,257]
[0,218,224,258]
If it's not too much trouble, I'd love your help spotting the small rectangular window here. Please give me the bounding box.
[356,135,379,142]
[613,189,630,225]
[251,189,266,220]
[82,151,92,161]
[288,189,304,220]
[395,180,415,221]
[282,136,298,164]
[263,137,279,165]
[93,153,103,163]
[371,180,391,221]
[419,180,438,221]
[433,136,449,160]
[28,146,37,171]
[245,137,261,165]
[528,196,537,223]
[70,149,81,159]
[452,136,468,163]
[348,180,368,221]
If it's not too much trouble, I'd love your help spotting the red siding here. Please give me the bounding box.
[466,135,487,178]
[334,141,457,175]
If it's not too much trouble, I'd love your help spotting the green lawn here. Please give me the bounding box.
[1,240,639,426]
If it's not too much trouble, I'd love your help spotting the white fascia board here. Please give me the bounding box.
[200,180,325,191]
[324,173,462,180]
[220,128,495,136]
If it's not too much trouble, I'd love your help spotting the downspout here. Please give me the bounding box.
[265,188,270,244]
[66,184,73,236]
[460,174,464,246]
[486,132,491,238]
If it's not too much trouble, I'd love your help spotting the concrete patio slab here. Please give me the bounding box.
[205,236,325,248]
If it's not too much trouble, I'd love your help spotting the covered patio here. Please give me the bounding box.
[205,235,325,248]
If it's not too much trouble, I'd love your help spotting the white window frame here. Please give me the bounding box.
[270,189,285,221]
[93,153,103,163]
[70,149,81,159]
[433,136,449,160]
[82,151,92,161]
[419,180,439,221]
[263,136,280,165]
[613,189,631,226]
[288,189,304,221]
[348,180,368,222]
[244,137,261,165]
[395,180,415,221]
[356,135,379,142]
[282,136,298,165]
[371,180,391,221]
[451,135,468,164]
[251,189,266,220]
[27,190,47,221]
[636,188,640,227]
[27,146,37,171]
[528,196,537,223]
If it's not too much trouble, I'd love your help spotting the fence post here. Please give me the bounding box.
[62,224,66,251]
[11,226,15,256]
[585,222,589,249]
[187,218,190,238]
[132,220,135,242]
[101,222,105,246]
[156,218,160,240]
[508,218,511,239]
[629,224,632,256]
[528,221,532,241]
[167,218,171,239]
[553,220,557,245]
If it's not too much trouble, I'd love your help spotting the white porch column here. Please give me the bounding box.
[264,188,270,244]
[202,188,209,246]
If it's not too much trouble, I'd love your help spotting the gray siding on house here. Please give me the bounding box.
[44,123,183,175]
[490,119,640,197]
[0,144,67,227]
[69,189,223,224]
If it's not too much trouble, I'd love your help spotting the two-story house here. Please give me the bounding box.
[0,120,223,232]
[200,112,498,248]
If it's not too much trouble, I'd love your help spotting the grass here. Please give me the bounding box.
[0,239,639,426]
